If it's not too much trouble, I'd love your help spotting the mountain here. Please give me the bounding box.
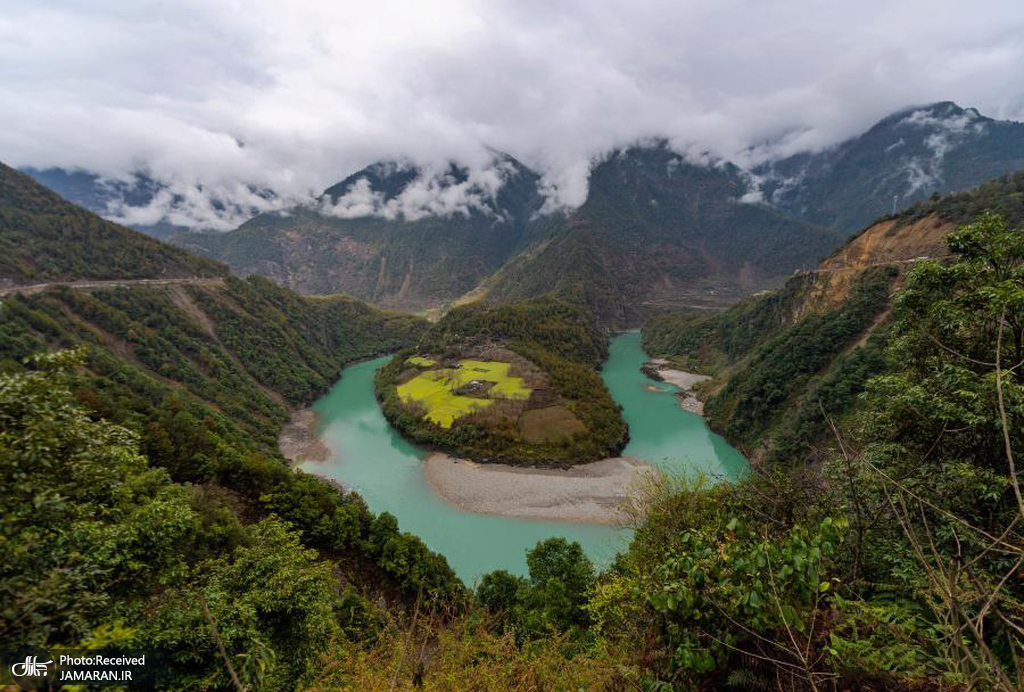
[176,146,838,324]
[0,162,227,284]
[173,154,552,310]
[21,167,188,238]
[30,101,1023,327]
[480,144,841,325]
[755,101,1024,232]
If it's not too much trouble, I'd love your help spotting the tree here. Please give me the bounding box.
[476,569,526,616]
[523,538,595,632]
[847,212,1024,690]
[0,350,195,647]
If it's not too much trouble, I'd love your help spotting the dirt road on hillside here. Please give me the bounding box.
[0,277,226,297]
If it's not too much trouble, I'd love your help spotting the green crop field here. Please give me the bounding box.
[396,358,532,428]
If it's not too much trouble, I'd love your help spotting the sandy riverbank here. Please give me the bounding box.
[657,369,710,390]
[424,454,658,524]
[278,409,331,465]
[643,363,711,415]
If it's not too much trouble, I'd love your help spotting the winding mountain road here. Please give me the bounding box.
[796,255,953,275]
[0,277,226,297]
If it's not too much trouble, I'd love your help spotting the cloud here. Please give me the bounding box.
[896,105,988,193]
[320,158,517,221]
[104,179,291,231]
[2,0,1023,227]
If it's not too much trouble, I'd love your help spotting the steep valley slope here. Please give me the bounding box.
[642,169,1024,464]
[0,161,466,648]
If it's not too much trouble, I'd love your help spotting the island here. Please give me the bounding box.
[374,299,629,466]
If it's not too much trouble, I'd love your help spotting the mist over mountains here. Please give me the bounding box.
[23,101,1024,325]
[21,167,288,238]
[754,101,1024,231]
[26,102,1024,236]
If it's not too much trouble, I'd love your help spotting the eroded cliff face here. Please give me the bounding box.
[784,214,955,321]
[822,216,953,270]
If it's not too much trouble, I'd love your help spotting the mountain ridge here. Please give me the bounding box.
[754,101,1024,231]
[173,144,838,324]
[20,102,1024,327]
[0,162,228,284]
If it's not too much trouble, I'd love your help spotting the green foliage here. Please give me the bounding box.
[648,516,843,675]
[475,570,527,618]
[0,162,226,281]
[142,519,343,690]
[866,211,1023,475]
[0,357,365,690]
[897,169,1024,231]
[591,476,848,687]
[418,297,609,367]
[766,327,890,465]
[811,213,1024,689]
[706,267,896,449]
[0,279,463,607]
[190,275,426,403]
[642,275,818,371]
[826,596,947,681]
[522,538,596,633]
[476,538,596,639]
[0,351,194,646]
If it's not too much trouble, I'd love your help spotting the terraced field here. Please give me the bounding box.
[397,358,532,428]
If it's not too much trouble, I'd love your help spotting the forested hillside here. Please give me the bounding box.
[643,265,899,463]
[0,280,462,571]
[0,177,472,688]
[482,144,840,325]
[0,163,227,283]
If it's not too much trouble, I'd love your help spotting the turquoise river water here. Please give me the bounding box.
[301,331,747,584]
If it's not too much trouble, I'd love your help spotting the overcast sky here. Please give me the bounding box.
[3,0,1024,222]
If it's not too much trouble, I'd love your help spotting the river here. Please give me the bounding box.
[300,331,747,584]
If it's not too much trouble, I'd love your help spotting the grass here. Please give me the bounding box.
[396,358,532,428]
